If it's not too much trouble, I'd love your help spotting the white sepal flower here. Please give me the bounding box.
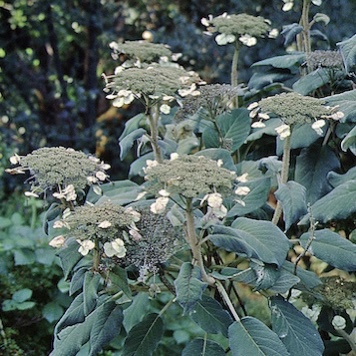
[10,154,21,165]
[76,239,95,256]
[235,186,251,196]
[311,119,326,136]
[49,235,65,248]
[104,238,126,258]
[252,121,266,128]
[160,104,171,114]
[98,220,112,228]
[239,34,257,47]
[170,153,179,161]
[332,315,346,330]
[24,191,39,198]
[215,33,236,45]
[275,124,291,140]
[150,197,169,214]
[236,173,249,183]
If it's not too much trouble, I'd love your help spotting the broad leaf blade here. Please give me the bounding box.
[192,295,233,337]
[229,317,290,356]
[293,68,332,95]
[182,339,225,356]
[274,181,307,230]
[295,145,340,204]
[232,218,290,267]
[300,229,356,271]
[119,128,147,160]
[324,89,356,123]
[83,272,100,316]
[174,262,207,314]
[123,313,164,356]
[299,180,356,224]
[337,34,356,73]
[271,296,324,356]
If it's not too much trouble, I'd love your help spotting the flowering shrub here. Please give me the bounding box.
[6,1,356,355]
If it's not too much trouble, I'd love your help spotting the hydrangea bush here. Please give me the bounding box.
[7,0,356,355]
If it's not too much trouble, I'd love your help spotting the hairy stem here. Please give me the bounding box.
[231,43,240,108]
[216,280,240,321]
[185,199,215,285]
[297,0,312,74]
[147,103,163,164]
[335,328,356,354]
[272,132,292,225]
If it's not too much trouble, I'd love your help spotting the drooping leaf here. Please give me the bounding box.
[209,221,290,268]
[70,266,88,296]
[274,181,307,231]
[119,128,147,160]
[174,262,207,314]
[337,34,356,73]
[281,24,304,46]
[123,313,164,356]
[119,113,146,140]
[123,293,150,332]
[327,166,356,188]
[295,144,340,204]
[229,317,290,356]
[195,148,236,171]
[270,296,324,356]
[293,68,333,95]
[57,238,83,280]
[109,266,132,299]
[248,71,295,90]
[182,338,226,356]
[324,89,356,123]
[281,261,322,290]
[299,180,356,224]
[52,297,123,356]
[227,177,271,217]
[232,218,290,267]
[129,152,154,177]
[252,53,305,69]
[192,295,233,337]
[83,272,100,316]
[300,229,356,271]
[341,124,356,154]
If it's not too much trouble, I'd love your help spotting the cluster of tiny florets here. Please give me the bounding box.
[109,40,173,63]
[202,13,272,46]
[123,207,184,279]
[144,154,236,199]
[7,147,110,199]
[306,50,343,70]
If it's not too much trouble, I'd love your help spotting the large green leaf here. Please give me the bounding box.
[232,218,290,267]
[337,34,356,73]
[83,272,100,316]
[299,180,356,224]
[174,262,208,314]
[209,220,290,268]
[327,166,356,188]
[195,148,236,171]
[270,296,324,356]
[324,89,356,123]
[119,128,147,160]
[182,339,226,356]
[341,124,356,154]
[295,145,340,204]
[192,295,233,337]
[229,317,290,356]
[129,152,154,177]
[57,238,83,281]
[123,313,164,356]
[252,53,305,69]
[227,177,271,217]
[300,229,356,271]
[119,113,146,140]
[52,298,123,356]
[293,68,332,95]
[246,118,281,142]
[123,293,150,332]
[274,181,307,231]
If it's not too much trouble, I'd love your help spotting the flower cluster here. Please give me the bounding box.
[306,50,343,70]
[122,206,184,281]
[109,40,173,64]
[103,64,203,110]
[248,92,344,139]
[49,200,140,258]
[143,153,237,214]
[175,84,238,121]
[201,13,273,46]
[7,147,110,200]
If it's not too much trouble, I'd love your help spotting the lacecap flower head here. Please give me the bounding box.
[201,13,272,46]
[7,147,110,199]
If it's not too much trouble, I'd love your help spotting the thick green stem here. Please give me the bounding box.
[297,0,312,75]
[185,199,215,285]
[272,133,292,225]
[336,329,356,354]
[216,280,240,321]
[231,43,240,108]
[147,103,163,164]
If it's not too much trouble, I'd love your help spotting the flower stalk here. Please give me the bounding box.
[147,103,163,164]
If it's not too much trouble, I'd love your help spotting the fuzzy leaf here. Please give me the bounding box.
[252,53,305,69]
[192,295,233,336]
[57,238,83,280]
[83,272,100,316]
[119,113,146,140]
[275,181,308,230]
[324,89,356,123]
[300,229,356,271]
[174,262,208,314]
[337,34,356,73]
[281,24,304,46]
[327,166,356,188]
[123,313,164,356]
[299,180,356,224]
[293,68,332,95]
[341,124,356,154]
[119,128,147,160]
[271,297,324,356]
[229,317,290,356]
[182,339,225,356]
[295,144,340,204]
